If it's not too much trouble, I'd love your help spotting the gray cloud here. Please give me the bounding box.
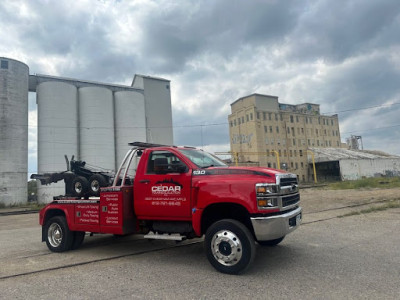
[1,0,399,164]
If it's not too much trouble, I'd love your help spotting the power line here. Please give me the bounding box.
[323,102,400,115]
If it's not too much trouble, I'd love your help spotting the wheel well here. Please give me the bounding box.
[201,203,253,235]
[42,209,66,241]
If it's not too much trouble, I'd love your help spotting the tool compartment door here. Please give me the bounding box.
[100,186,135,235]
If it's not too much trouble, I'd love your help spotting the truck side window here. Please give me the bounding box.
[146,151,187,174]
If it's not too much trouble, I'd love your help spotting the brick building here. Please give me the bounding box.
[228,94,341,182]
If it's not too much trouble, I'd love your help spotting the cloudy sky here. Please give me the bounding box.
[1,0,400,173]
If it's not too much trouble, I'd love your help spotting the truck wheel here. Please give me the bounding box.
[257,236,285,246]
[71,231,85,250]
[45,216,74,252]
[205,219,255,274]
[71,176,89,198]
[89,174,107,197]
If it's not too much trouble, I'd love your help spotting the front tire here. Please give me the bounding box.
[205,219,255,274]
[71,231,85,250]
[45,216,74,252]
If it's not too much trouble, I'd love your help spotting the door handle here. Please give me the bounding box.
[139,180,150,184]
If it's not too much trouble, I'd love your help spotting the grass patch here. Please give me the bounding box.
[338,200,400,218]
[328,177,400,190]
[0,202,46,211]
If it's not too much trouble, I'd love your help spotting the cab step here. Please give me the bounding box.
[143,232,185,241]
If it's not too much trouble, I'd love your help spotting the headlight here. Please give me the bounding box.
[257,198,278,208]
[255,183,279,195]
[256,183,280,209]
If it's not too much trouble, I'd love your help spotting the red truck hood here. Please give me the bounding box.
[195,166,287,178]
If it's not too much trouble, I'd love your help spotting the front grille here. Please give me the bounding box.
[279,177,298,187]
[282,193,300,207]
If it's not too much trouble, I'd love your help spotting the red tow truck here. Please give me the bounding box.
[39,142,302,274]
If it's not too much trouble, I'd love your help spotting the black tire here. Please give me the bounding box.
[257,236,285,246]
[71,231,85,250]
[88,174,108,197]
[44,216,74,252]
[205,219,255,274]
[71,176,89,198]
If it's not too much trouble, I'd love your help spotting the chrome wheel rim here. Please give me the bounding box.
[211,230,242,266]
[74,182,82,194]
[91,180,100,192]
[48,223,62,247]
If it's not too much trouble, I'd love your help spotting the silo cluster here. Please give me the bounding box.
[0,58,29,206]
[0,57,173,205]
[36,83,147,203]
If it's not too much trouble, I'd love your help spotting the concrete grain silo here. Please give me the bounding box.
[0,57,29,205]
[79,87,115,171]
[114,91,146,168]
[36,81,78,203]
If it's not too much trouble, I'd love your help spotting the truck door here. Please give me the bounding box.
[134,150,192,219]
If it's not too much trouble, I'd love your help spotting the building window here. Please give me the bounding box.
[284,150,287,157]
[263,112,266,120]
[293,139,296,146]
[291,127,295,136]
[242,116,244,123]
[1,60,9,69]
[257,112,260,119]
[264,125,268,132]
[250,113,253,120]
[271,138,274,145]
[234,119,236,126]
[294,150,297,156]
[265,138,269,145]
[290,150,293,157]
[246,115,249,122]
[282,139,286,146]
[276,126,279,133]
[296,116,299,122]
[331,119,334,126]
[279,149,282,156]
[230,121,233,127]
[290,115,294,123]
[318,117,321,124]
[268,113,272,120]
[316,129,318,135]
[301,162,304,168]
[270,126,273,133]
[275,113,278,121]
[291,162,294,168]
[268,163,271,168]
[287,127,290,134]
[301,128,304,134]
[308,139,310,146]
[317,140,320,146]
[266,149,270,156]
[299,150,303,156]
[280,114,283,121]
[295,162,298,169]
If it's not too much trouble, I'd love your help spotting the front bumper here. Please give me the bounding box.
[250,207,302,241]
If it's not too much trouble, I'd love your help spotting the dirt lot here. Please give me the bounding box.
[299,186,400,223]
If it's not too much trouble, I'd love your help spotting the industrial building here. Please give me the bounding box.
[308,148,400,181]
[228,94,341,182]
[0,57,173,205]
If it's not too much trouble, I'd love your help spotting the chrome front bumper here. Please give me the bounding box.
[250,207,302,241]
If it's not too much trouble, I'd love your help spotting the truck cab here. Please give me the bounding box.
[39,142,302,274]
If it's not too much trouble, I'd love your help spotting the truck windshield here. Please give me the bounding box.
[178,149,227,168]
